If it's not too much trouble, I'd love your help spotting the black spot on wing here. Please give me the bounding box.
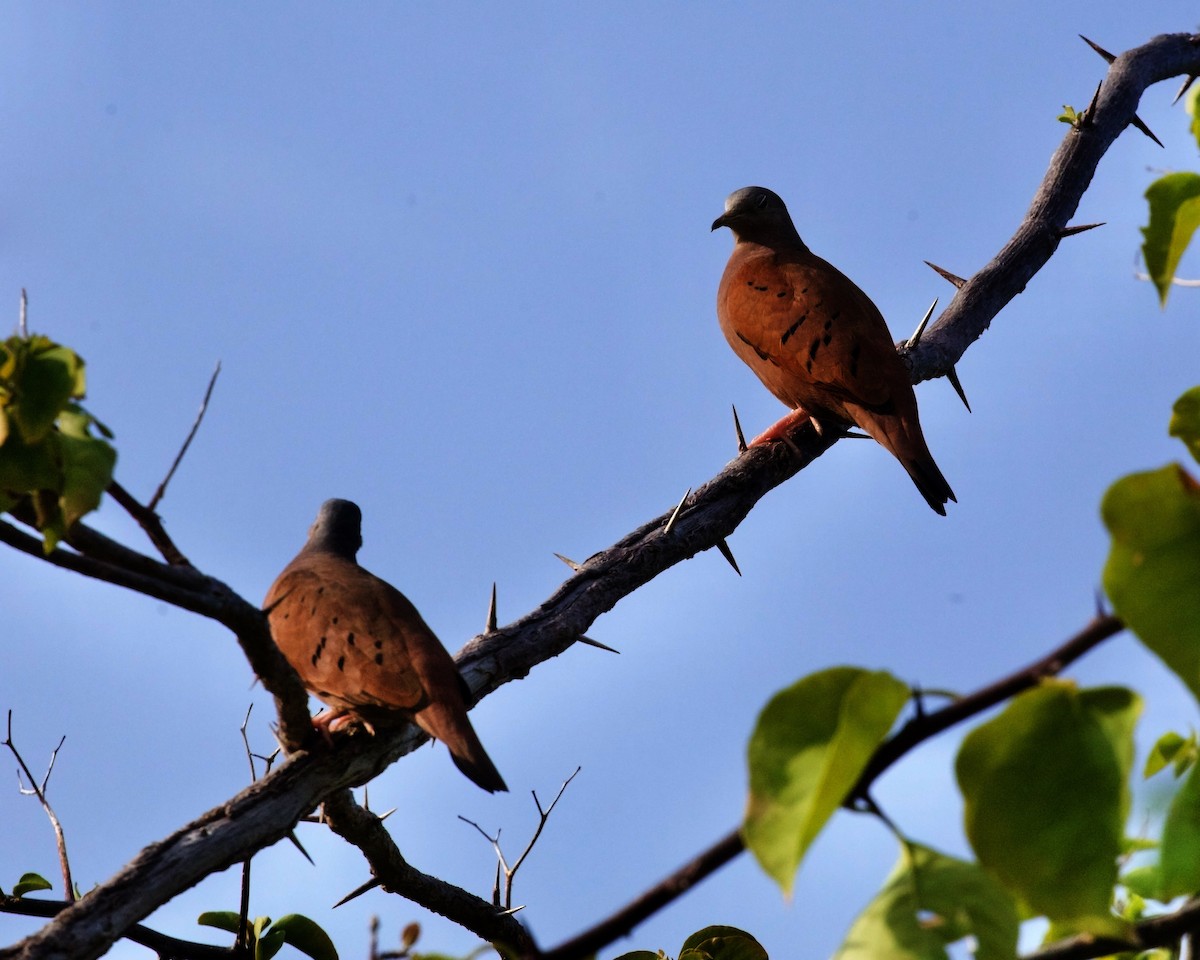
[780,313,808,345]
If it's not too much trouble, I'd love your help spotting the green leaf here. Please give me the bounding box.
[1,336,86,444]
[1160,761,1200,898]
[1169,387,1200,465]
[1058,105,1081,125]
[57,427,116,528]
[1188,83,1200,153]
[257,926,287,960]
[1103,464,1200,702]
[198,911,244,935]
[832,843,1018,960]
[679,926,768,960]
[744,667,910,894]
[270,914,339,960]
[1121,864,1162,901]
[1142,171,1200,306]
[13,872,52,898]
[955,682,1139,933]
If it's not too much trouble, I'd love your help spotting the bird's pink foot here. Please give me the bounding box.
[311,709,366,744]
[749,408,817,446]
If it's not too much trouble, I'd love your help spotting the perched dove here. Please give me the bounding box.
[264,499,507,792]
[713,185,955,514]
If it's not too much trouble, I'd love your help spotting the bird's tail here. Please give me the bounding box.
[417,703,508,793]
[901,454,957,516]
[857,406,956,515]
[450,740,509,794]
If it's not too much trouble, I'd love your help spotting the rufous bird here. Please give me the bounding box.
[264,499,507,792]
[712,186,956,515]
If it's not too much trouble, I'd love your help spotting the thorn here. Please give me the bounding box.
[1130,113,1164,148]
[905,298,938,349]
[377,807,397,822]
[842,431,871,439]
[1080,82,1103,127]
[333,878,381,908]
[923,261,966,289]
[1173,75,1197,106]
[714,538,741,576]
[663,487,692,536]
[485,582,498,634]
[809,416,823,436]
[946,365,971,413]
[1079,35,1115,63]
[19,289,28,338]
[576,634,620,654]
[287,831,314,865]
[1094,588,1108,617]
[553,552,581,572]
[1058,222,1105,238]
[732,404,748,453]
[500,905,527,916]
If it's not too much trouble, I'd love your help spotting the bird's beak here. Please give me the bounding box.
[711,213,730,232]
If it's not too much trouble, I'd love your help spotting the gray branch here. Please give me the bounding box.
[3,29,1198,960]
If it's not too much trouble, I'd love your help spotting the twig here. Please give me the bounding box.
[320,790,535,954]
[105,480,191,566]
[148,362,221,511]
[19,289,28,338]
[4,712,74,903]
[459,767,580,910]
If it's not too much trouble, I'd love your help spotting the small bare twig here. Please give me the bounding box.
[460,768,581,911]
[4,712,74,903]
[105,480,191,566]
[147,361,221,512]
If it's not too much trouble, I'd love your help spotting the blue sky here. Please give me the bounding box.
[3,4,1199,959]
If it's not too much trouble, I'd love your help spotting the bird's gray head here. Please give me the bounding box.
[711,186,802,245]
[305,498,363,559]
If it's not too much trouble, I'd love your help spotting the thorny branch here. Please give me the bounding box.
[2,29,1199,960]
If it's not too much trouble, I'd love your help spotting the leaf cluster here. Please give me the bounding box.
[0,334,115,550]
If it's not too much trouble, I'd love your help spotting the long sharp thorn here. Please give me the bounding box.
[333,878,381,908]
[553,552,581,572]
[946,365,971,413]
[1058,222,1105,238]
[1080,82,1102,127]
[377,807,397,822]
[1173,75,1197,106]
[287,830,314,865]
[923,261,966,289]
[663,487,691,536]
[577,634,620,654]
[485,582,498,633]
[1079,35,1115,63]
[715,538,741,576]
[843,430,871,439]
[1130,114,1164,148]
[906,298,938,348]
[732,404,748,453]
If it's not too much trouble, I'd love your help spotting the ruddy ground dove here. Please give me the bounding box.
[712,186,956,515]
[264,499,507,793]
